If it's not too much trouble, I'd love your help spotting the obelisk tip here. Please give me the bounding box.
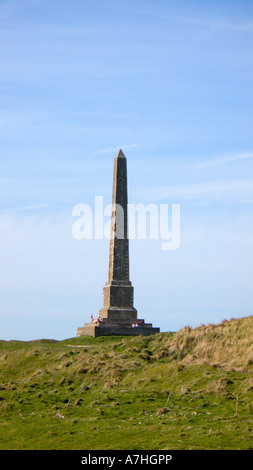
[116,149,126,159]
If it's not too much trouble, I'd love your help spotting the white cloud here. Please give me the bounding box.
[92,144,140,156]
[194,151,253,168]
[167,15,253,34]
[99,1,253,34]
[1,203,48,213]
[137,178,253,203]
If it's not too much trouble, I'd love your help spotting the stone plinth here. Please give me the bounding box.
[77,321,160,338]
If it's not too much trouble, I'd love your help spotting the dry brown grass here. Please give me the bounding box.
[153,315,253,368]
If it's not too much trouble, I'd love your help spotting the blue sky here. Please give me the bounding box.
[0,0,253,340]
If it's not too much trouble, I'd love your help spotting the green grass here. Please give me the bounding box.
[0,316,253,449]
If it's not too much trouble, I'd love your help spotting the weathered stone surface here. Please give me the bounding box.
[77,149,160,337]
[77,324,160,337]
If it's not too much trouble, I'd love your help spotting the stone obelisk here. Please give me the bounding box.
[77,150,160,337]
[99,149,137,323]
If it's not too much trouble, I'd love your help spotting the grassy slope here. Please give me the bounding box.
[0,316,253,450]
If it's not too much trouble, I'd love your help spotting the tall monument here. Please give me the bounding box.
[77,149,160,337]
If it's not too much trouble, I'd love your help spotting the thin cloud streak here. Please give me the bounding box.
[138,178,253,203]
[167,15,253,34]
[1,203,49,213]
[194,152,253,168]
[100,1,253,34]
[92,144,141,156]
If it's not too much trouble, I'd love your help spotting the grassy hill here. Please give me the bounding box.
[0,315,253,450]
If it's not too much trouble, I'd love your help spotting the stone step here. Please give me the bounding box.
[77,324,160,338]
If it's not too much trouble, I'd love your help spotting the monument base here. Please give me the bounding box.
[77,319,160,338]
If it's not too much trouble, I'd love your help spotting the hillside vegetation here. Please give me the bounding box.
[0,316,253,450]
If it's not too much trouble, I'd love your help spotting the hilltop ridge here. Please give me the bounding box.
[0,315,252,450]
[151,315,253,368]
